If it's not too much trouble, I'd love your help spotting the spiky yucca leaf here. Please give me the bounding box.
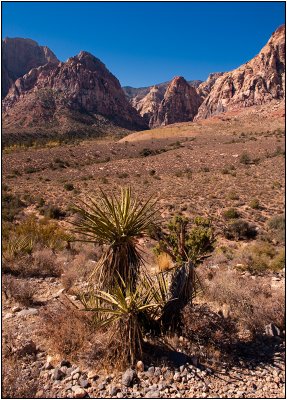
[80,277,161,364]
[72,187,158,290]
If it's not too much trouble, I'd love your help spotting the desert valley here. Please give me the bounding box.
[2,20,285,400]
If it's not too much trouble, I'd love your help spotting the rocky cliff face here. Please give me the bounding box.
[152,76,202,127]
[2,37,59,98]
[133,86,165,126]
[3,51,148,135]
[197,72,224,99]
[195,25,285,119]
[128,78,203,127]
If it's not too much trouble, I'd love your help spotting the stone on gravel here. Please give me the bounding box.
[136,360,144,372]
[145,390,160,398]
[122,368,136,387]
[18,308,38,316]
[72,386,86,398]
[79,378,89,388]
[109,385,119,396]
[53,368,66,381]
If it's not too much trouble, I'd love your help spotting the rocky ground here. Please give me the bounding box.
[2,270,285,399]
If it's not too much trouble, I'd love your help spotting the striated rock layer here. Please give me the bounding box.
[2,37,59,98]
[195,25,285,119]
[2,51,148,140]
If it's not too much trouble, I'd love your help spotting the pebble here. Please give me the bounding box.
[18,308,38,316]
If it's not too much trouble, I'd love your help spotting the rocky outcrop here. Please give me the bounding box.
[2,37,59,98]
[127,78,203,127]
[133,86,165,127]
[197,72,224,99]
[3,51,148,135]
[152,76,202,127]
[123,80,202,103]
[195,25,285,119]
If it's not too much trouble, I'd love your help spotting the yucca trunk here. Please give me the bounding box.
[161,260,195,332]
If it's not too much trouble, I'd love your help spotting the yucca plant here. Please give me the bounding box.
[80,275,162,365]
[2,235,34,262]
[72,187,158,291]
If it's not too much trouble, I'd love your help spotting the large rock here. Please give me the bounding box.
[195,25,285,119]
[2,37,58,98]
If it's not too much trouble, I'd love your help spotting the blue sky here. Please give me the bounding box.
[2,2,285,87]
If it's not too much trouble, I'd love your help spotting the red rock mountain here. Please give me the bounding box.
[2,51,148,141]
[152,77,202,127]
[195,25,285,119]
[2,37,59,98]
[130,77,203,127]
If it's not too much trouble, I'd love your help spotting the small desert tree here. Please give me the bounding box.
[150,215,215,331]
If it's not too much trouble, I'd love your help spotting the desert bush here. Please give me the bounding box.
[39,204,66,219]
[2,216,71,272]
[267,214,285,243]
[152,215,215,265]
[237,242,284,273]
[2,192,25,222]
[270,248,285,271]
[202,267,284,335]
[156,252,173,272]
[240,152,252,164]
[182,303,237,362]
[41,303,91,358]
[249,198,260,209]
[224,219,257,240]
[3,276,35,306]
[227,191,240,200]
[223,208,240,220]
[117,172,129,178]
[64,183,74,191]
[2,353,39,398]
[30,248,62,277]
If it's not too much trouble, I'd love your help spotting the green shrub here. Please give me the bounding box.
[24,166,38,174]
[3,215,71,258]
[240,152,252,165]
[201,167,210,173]
[228,191,239,200]
[270,248,285,271]
[223,208,240,220]
[2,192,25,222]
[268,214,285,231]
[152,215,215,265]
[64,183,74,191]
[249,198,260,209]
[224,219,257,240]
[117,172,129,179]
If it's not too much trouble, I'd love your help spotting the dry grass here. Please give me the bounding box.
[2,324,39,398]
[201,266,285,335]
[40,302,92,359]
[156,252,173,272]
[2,248,62,278]
[2,275,36,306]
